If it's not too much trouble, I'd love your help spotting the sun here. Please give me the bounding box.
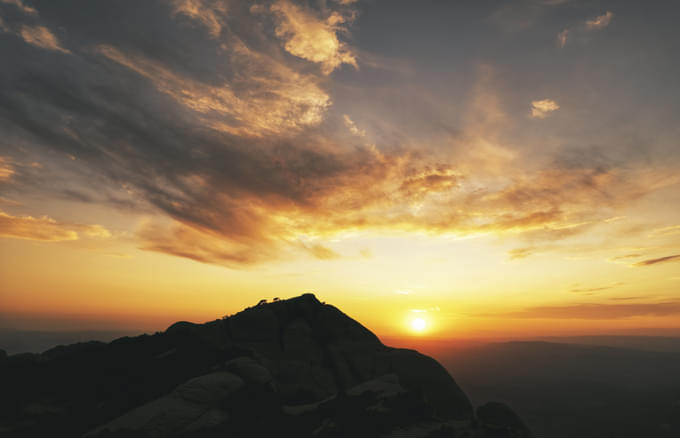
[410,317,427,333]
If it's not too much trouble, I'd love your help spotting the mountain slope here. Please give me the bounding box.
[0,294,532,437]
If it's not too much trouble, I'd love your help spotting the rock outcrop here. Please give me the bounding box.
[0,294,532,437]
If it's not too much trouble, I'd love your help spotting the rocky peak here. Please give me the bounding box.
[0,294,532,438]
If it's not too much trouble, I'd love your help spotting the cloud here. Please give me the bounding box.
[558,10,613,47]
[269,0,358,74]
[0,1,666,268]
[633,254,680,267]
[171,0,227,37]
[649,225,680,237]
[0,156,15,181]
[530,99,560,118]
[0,0,36,15]
[557,29,568,47]
[343,114,366,137]
[299,242,341,260]
[0,210,110,241]
[585,11,613,31]
[17,25,70,53]
[569,283,622,294]
[96,43,330,137]
[492,301,680,319]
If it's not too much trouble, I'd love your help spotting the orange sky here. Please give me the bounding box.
[1,0,680,339]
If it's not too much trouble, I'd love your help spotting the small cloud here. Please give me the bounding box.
[632,254,680,267]
[649,225,680,238]
[269,0,358,74]
[18,25,71,53]
[0,156,15,181]
[585,11,613,31]
[530,99,560,119]
[394,289,411,295]
[557,29,569,47]
[343,114,366,137]
[607,253,643,264]
[171,0,226,38]
[487,301,680,319]
[359,248,373,258]
[569,282,622,294]
[0,0,37,15]
[303,242,341,260]
[509,247,535,259]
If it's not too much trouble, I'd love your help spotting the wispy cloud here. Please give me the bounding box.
[0,211,110,242]
[0,157,15,181]
[558,10,613,47]
[530,99,560,118]
[17,25,71,53]
[649,225,680,237]
[585,11,614,31]
[633,254,680,267]
[0,0,37,15]
[490,301,680,319]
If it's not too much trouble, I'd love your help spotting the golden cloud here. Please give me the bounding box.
[171,0,227,37]
[0,156,15,181]
[491,301,680,319]
[19,25,70,53]
[98,43,330,137]
[0,211,110,242]
[0,0,37,15]
[530,99,560,118]
[269,0,358,74]
[585,11,613,31]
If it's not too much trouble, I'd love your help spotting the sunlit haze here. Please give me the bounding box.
[1,0,680,342]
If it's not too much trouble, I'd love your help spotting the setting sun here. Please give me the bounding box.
[410,317,428,333]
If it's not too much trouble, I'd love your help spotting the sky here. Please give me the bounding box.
[1,0,680,340]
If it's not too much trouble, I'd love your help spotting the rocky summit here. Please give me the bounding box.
[0,294,533,437]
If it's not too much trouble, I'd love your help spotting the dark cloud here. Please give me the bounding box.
[488,301,680,319]
[633,254,680,267]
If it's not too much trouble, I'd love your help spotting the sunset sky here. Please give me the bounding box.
[1,0,679,339]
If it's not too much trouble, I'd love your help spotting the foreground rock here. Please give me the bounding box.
[0,294,532,437]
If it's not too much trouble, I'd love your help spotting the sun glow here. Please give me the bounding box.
[410,317,427,333]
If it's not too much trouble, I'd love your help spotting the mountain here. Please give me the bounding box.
[0,294,532,438]
[438,341,680,438]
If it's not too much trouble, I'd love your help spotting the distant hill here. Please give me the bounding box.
[437,340,680,438]
[0,294,532,438]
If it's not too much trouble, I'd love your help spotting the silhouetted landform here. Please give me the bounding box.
[439,341,680,438]
[0,329,140,355]
[0,294,532,437]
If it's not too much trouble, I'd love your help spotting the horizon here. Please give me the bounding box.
[2,0,680,341]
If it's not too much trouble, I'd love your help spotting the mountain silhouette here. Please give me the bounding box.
[0,294,533,437]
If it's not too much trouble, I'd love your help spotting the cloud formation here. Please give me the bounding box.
[495,301,680,319]
[558,10,613,47]
[530,99,560,118]
[269,0,357,74]
[0,156,14,181]
[0,1,669,267]
[585,11,613,31]
[633,254,680,267]
[0,210,109,241]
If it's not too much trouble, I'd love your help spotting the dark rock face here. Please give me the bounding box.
[0,294,532,437]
